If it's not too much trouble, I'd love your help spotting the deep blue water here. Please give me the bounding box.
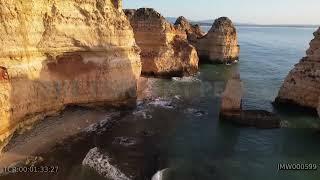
[4,26,320,180]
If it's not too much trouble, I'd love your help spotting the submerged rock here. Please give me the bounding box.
[0,0,141,152]
[124,8,199,77]
[82,147,130,180]
[275,27,320,111]
[195,17,240,63]
[220,72,280,128]
[223,110,281,129]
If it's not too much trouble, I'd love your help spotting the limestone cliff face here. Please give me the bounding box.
[124,8,199,77]
[275,28,320,109]
[174,16,205,44]
[196,17,239,63]
[0,0,141,151]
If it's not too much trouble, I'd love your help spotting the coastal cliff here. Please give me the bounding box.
[0,0,141,152]
[196,17,240,63]
[124,8,199,77]
[275,27,320,110]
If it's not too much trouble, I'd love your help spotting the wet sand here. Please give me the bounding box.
[0,107,116,170]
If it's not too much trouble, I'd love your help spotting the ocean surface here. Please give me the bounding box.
[4,26,320,180]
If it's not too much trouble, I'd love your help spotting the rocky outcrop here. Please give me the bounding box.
[0,0,141,152]
[174,16,205,44]
[220,72,244,116]
[124,8,199,77]
[196,17,240,63]
[220,72,280,129]
[82,147,130,180]
[275,28,320,110]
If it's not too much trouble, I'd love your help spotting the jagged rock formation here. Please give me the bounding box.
[220,72,244,116]
[124,8,199,77]
[275,28,320,110]
[83,147,130,180]
[220,72,280,129]
[174,16,205,44]
[0,0,141,152]
[196,17,240,63]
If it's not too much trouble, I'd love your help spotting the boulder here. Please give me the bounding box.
[0,0,141,152]
[275,27,320,110]
[124,8,199,77]
[195,17,240,63]
[82,147,130,180]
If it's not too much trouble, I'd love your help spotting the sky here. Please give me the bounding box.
[123,0,320,25]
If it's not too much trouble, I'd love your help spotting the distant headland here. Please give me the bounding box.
[166,17,319,28]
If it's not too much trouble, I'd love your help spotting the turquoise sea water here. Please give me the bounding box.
[3,26,320,180]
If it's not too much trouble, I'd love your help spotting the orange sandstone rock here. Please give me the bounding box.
[276,28,320,110]
[125,8,199,77]
[0,0,141,152]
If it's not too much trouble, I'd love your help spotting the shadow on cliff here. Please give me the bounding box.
[0,46,140,168]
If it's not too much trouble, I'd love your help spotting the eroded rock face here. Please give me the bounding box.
[275,28,320,110]
[196,17,240,63]
[220,72,243,116]
[220,72,280,129]
[0,0,141,152]
[125,8,199,77]
[82,147,130,180]
[174,16,205,44]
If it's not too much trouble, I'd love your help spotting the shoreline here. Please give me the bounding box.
[0,107,121,170]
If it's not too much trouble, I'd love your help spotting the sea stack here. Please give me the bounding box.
[196,17,240,63]
[0,0,141,152]
[124,8,199,77]
[174,16,205,44]
[220,72,280,129]
[220,72,244,119]
[275,27,320,110]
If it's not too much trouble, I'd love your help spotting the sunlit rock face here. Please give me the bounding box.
[174,16,205,44]
[195,17,240,63]
[124,8,199,77]
[276,28,320,110]
[0,0,141,151]
[220,72,243,117]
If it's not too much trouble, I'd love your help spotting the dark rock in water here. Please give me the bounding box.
[220,110,280,129]
[82,147,130,180]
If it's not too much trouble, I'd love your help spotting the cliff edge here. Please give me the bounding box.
[275,27,320,110]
